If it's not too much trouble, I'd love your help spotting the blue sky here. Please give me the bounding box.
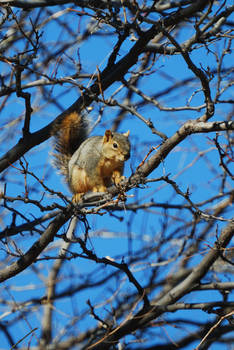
[0,1,233,349]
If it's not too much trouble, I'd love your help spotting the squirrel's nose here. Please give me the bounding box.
[124,152,130,160]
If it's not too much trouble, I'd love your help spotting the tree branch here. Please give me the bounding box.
[134,120,234,179]
[0,0,210,173]
[0,208,71,282]
[87,221,234,349]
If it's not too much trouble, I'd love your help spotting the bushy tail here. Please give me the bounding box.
[52,111,89,179]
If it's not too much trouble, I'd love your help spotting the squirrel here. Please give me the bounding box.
[53,111,131,202]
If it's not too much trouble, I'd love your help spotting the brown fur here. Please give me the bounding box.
[53,113,130,202]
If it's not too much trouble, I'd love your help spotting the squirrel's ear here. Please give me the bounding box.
[103,129,113,142]
[123,130,130,137]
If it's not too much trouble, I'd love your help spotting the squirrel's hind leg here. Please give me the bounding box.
[72,185,107,203]
[92,184,107,193]
[72,193,84,203]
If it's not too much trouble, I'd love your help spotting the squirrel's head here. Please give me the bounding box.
[102,130,131,162]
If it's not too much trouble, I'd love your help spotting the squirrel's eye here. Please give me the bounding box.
[113,142,118,149]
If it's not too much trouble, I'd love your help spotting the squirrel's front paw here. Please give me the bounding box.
[112,170,125,186]
[115,175,126,185]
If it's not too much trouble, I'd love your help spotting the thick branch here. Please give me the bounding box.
[40,216,77,346]
[0,0,210,173]
[87,221,234,349]
[134,120,234,179]
[0,208,71,282]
